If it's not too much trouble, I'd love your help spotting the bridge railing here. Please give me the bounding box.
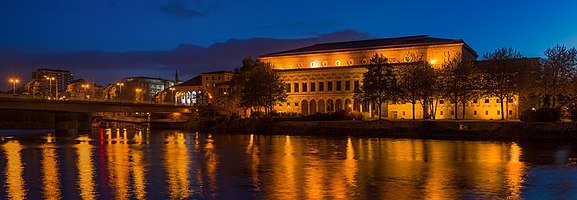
[0,94,185,106]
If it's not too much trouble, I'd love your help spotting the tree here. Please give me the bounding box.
[439,55,479,120]
[24,80,41,97]
[398,52,437,120]
[357,53,399,119]
[480,47,524,120]
[103,84,117,100]
[230,58,287,114]
[539,44,577,109]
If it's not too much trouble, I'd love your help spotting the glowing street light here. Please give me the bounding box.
[81,84,90,100]
[116,82,124,101]
[9,78,19,95]
[135,88,142,103]
[45,76,55,98]
[169,87,175,105]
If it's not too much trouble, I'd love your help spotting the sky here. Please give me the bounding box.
[1,0,577,91]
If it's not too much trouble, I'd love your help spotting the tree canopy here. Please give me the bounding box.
[356,53,399,119]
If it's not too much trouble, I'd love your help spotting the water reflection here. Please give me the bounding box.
[41,140,61,200]
[3,141,26,200]
[1,131,576,199]
[164,132,191,199]
[76,136,96,200]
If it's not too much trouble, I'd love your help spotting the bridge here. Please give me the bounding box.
[0,97,193,132]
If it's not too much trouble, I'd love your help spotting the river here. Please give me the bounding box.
[0,128,576,199]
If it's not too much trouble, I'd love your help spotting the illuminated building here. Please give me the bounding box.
[119,76,175,101]
[260,35,528,120]
[32,68,74,95]
[172,71,233,105]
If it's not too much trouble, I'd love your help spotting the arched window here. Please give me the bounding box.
[318,99,326,113]
[301,100,309,115]
[336,99,343,111]
[345,99,352,111]
[327,99,334,112]
[310,100,317,114]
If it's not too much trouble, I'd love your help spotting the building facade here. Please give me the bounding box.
[260,35,523,120]
[119,77,175,101]
[31,68,74,97]
[172,71,234,105]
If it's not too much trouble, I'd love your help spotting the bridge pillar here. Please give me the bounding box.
[55,112,92,133]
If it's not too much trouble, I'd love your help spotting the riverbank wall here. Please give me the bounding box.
[269,120,577,140]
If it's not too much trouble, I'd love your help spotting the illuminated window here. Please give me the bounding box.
[311,82,316,92]
[294,83,299,92]
[302,83,307,92]
[328,82,333,91]
[319,82,324,91]
[345,81,350,90]
[336,81,341,91]
[497,99,501,103]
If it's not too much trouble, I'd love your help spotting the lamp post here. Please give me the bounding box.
[9,78,19,95]
[116,82,124,101]
[169,87,175,105]
[45,76,54,98]
[135,88,142,103]
[82,84,90,100]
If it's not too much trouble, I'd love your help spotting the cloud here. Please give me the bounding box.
[158,0,210,18]
[0,29,373,91]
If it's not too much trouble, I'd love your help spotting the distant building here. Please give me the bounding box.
[119,77,175,101]
[171,71,233,105]
[31,68,74,97]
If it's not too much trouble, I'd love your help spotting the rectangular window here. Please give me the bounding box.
[295,102,299,106]
[474,110,478,115]
[345,81,351,90]
[336,81,342,91]
[473,99,478,103]
[302,83,307,92]
[319,82,324,91]
[485,110,489,115]
[485,99,490,103]
[328,82,333,91]
[497,110,501,115]
[439,99,445,104]
[286,83,291,93]
[509,110,513,116]
[497,99,501,103]
[218,76,221,80]
[451,111,454,115]
[354,80,360,91]
[440,111,444,115]
[294,83,299,92]
[310,82,316,92]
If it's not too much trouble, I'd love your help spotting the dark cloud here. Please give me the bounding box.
[0,30,372,91]
[158,0,209,18]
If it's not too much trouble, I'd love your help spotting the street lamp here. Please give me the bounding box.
[9,78,19,95]
[116,82,124,101]
[81,84,90,100]
[135,88,142,103]
[45,76,55,98]
[169,87,175,105]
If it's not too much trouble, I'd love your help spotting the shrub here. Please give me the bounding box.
[520,108,560,122]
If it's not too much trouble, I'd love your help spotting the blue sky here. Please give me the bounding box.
[1,0,577,90]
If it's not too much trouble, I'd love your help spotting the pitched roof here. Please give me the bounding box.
[176,75,202,87]
[262,35,474,57]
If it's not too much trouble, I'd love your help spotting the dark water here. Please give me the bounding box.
[0,129,577,199]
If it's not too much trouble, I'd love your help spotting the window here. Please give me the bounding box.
[302,83,307,92]
[294,83,299,92]
[473,99,478,103]
[311,82,316,92]
[218,76,221,80]
[279,104,283,107]
[509,110,513,115]
[485,99,490,103]
[205,77,208,80]
[336,81,342,91]
[439,99,445,104]
[319,82,324,91]
[212,77,215,80]
[474,110,477,115]
[286,83,291,93]
[328,82,333,91]
[497,110,501,115]
[354,80,360,91]
[497,99,501,103]
[287,103,290,106]
[345,81,351,90]
[295,102,299,106]
[402,111,405,116]
[485,110,489,115]
[440,111,444,115]
[451,111,454,115]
